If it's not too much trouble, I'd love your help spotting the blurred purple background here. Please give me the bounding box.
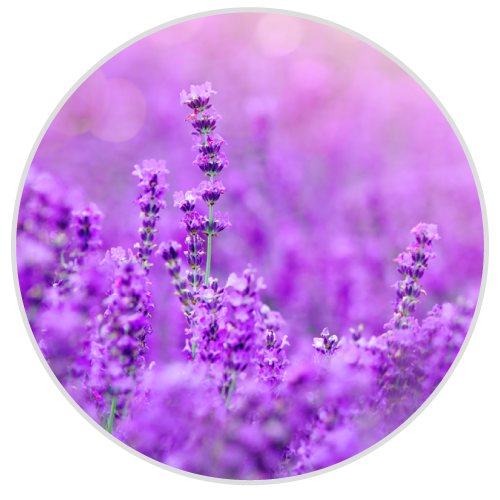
[28,13,484,364]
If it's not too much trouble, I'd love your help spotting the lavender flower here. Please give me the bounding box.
[193,134,229,177]
[132,159,170,271]
[157,240,182,279]
[100,248,153,381]
[173,190,200,213]
[198,180,226,205]
[180,82,216,109]
[312,328,341,356]
[201,211,232,236]
[70,203,104,256]
[385,223,440,331]
[180,82,230,287]
[254,329,290,385]
[17,56,479,478]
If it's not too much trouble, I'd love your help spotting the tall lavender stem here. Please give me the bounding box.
[205,204,213,286]
[178,82,231,285]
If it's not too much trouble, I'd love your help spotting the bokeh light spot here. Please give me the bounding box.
[91,78,146,143]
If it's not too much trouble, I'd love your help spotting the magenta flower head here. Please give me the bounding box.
[411,222,440,244]
[187,107,222,135]
[180,81,216,109]
[198,180,226,206]
[132,159,170,195]
[393,251,413,267]
[173,190,200,213]
[192,133,226,155]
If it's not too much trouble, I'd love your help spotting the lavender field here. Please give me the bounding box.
[16,13,483,480]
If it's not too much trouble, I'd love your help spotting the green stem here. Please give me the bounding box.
[107,396,117,434]
[225,373,236,409]
[192,235,197,287]
[205,204,213,286]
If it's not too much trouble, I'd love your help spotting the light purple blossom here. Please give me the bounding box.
[198,180,226,206]
[312,328,341,356]
[180,81,217,108]
[202,211,232,235]
[172,190,200,213]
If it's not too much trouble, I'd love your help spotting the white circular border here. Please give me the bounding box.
[10,7,489,485]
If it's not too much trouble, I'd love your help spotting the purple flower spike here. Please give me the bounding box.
[132,159,170,271]
[98,249,154,398]
[70,203,104,255]
[185,235,206,270]
[385,223,440,331]
[172,82,234,370]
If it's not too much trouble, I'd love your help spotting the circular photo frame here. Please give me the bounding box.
[13,9,486,483]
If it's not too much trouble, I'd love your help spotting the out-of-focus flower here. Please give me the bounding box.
[70,203,104,255]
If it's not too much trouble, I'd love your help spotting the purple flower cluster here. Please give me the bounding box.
[99,248,153,392]
[16,79,478,480]
[17,170,74,317]
[17,170,108,424]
